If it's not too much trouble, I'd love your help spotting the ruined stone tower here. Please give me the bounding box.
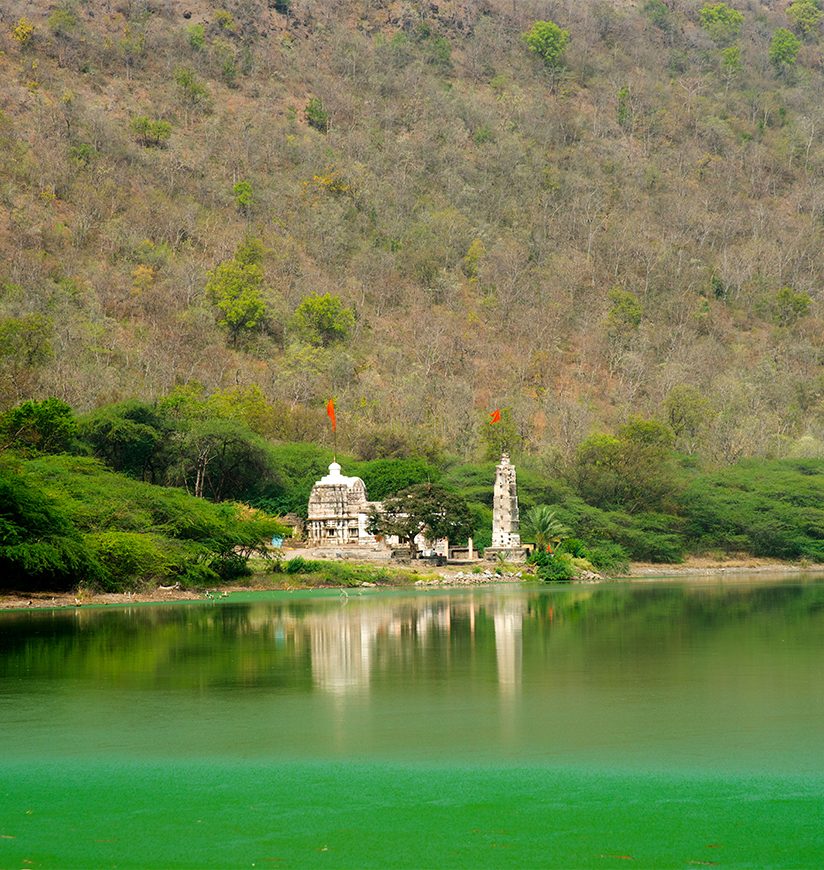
[485,452,530,561]
[491,452,521,549]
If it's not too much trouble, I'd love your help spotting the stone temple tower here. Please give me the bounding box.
[485,453,530,560]
[491,452,521,549]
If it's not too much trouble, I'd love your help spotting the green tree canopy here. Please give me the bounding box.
[770,28,802,71]
[78,400,170,481]
[642,0,672,31]
[251,441,335,517]
[368,482,473,557]
[290,293,355,347]
[166,417,274,501]
[130,115,171,147]
[607,288,643,334]
[523,20,570,69]
[787,0,823,38]
[573,418,679,513]
[699,3,744,46]
[771,286,812,326]
[354,458,440,501]
[232,179,254,213]
[1,398,76,455]
[205,238,268,344]
[0,314,53,403]
[174,66,211,113]
[662,385,712,454]
[480,408,522,460]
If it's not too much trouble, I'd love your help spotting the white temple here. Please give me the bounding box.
[306,462,379,547]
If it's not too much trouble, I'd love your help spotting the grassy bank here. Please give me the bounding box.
[264,556,442,588]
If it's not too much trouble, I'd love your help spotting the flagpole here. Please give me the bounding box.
[327,398,337,461]
[490,408,502,455]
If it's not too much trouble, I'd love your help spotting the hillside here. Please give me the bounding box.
[0,0,822,463]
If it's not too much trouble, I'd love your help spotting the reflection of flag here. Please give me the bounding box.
[326,399,336,431]
[490,408,501,425]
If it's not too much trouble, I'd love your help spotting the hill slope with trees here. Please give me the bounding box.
[0,0,822,466]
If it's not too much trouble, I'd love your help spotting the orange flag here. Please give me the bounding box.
[490,408,501,425]
[326,399,337,432]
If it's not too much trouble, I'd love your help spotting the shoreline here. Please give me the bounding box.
[1,558,821,611]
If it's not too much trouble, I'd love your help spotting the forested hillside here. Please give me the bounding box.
[1,0,822,464]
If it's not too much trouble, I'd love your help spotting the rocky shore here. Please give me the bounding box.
[416,568,603,586]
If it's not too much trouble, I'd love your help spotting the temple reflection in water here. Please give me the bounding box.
[259,594,528,697]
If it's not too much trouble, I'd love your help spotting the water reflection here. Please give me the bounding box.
[307,609,377,695]
[2,578,824,773]
[494,600,524,696]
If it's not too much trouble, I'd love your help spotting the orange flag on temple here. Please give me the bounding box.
[326,399,337,432]
[490,408,501,425]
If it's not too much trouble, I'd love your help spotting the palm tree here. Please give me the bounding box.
[527,506,569,552]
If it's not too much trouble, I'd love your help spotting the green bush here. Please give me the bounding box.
[0,465,102,591]
[305,97,329,133]
[284,555,309,574]
[556,537,590,558]
[540,499,685,563]
[212,550,252,580]
[87,531,171,590]
[585,542,630,573]
[174,66,211,113]
[276,556,392,587]
[531,549,575,582]
[187,23,205,50]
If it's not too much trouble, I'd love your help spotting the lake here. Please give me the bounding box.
[2,576,824,867]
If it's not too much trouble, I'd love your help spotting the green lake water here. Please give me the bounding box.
[2,577,824,868]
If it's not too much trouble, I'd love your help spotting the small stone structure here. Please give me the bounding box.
[484,452,532,562]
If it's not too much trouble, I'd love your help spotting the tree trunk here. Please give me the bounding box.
[194,446,210,498]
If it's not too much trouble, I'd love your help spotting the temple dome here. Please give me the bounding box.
[318,461,365,489]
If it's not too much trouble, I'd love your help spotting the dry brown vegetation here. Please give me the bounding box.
[0,0,822,463]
